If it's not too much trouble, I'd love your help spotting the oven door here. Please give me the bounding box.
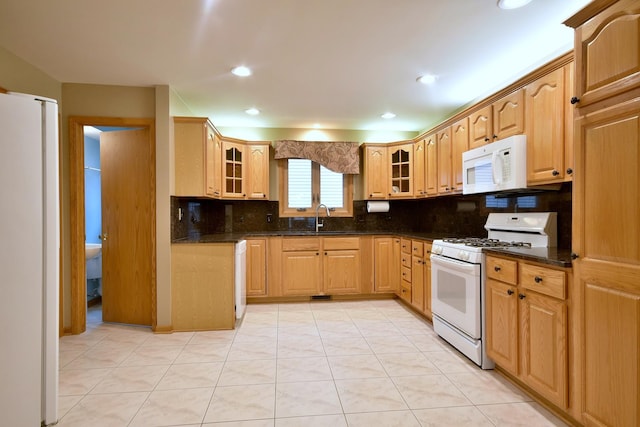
[431,254,481,339]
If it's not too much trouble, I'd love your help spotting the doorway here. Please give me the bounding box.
[69,117,156,334]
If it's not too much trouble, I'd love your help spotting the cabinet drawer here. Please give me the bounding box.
[401,253,411,268]
[411,240,424,257]
[520,263,566,300]
[282,237,320,251]
[323,237,359,250]
[424,242,433,257]
[401,238,412,254]
[486,256,518,285]
[401,266,412,282]
[399,281,412,302]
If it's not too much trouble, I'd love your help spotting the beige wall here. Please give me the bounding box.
[0,46,61,101]
[218,126,417,143]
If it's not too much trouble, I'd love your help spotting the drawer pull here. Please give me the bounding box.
[519,293,526,300]
[534,276,543,283]
[507,289,514,296]
[494,266,501,272]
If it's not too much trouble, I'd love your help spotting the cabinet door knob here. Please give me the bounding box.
[507,289,514,295]
[570,96,580,105]
[534,276,543,283]
[552,170,560,176]
[494,266,501,272]
[519,293,526,300]
[493,135,498,139]
[566,168,573,175]
[484,137,490,142]
[571,252,579,260]
[324,252,327,255]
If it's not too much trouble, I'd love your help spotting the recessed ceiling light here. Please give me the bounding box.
[231,66,252,77]
[381,112,396,119]
[417,74,437,85]
[497,0,533,10]
[245,108,260,115]
[313,123,321,129]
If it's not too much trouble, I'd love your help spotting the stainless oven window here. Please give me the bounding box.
[436,269,467,313]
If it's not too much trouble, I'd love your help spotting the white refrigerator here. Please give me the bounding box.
[0,92,59,426]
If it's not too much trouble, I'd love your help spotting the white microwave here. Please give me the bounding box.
[462,135,527,195]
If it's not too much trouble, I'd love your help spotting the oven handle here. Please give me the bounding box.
[431,254,479,274]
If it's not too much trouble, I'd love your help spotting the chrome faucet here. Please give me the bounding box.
[315,203,330,233]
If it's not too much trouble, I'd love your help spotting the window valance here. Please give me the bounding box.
[273,140,360,174]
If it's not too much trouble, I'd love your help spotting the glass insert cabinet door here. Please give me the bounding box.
[223,141,245,198]
[389,144,412,197]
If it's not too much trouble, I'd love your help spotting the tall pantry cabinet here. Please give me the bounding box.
[565,1,640,426]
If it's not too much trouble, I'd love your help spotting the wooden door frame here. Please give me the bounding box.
[69,116,156,334]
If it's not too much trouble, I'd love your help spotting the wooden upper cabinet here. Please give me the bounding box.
[363,144,388,199]
[413,138,426,197]
[451,118,469,192]
[425,133,438,196]
[436,128,452,194]
[525,67,567,184]
[174,117,210,197]
[493,89,525,140]
[175,118,269,200]
[388,143,413,198]
[207,128,223,197]
[564,63,575,180]
[246,143,270,199]
[469,105,493,149]
[566,0,640,108]
[221,139,246,199]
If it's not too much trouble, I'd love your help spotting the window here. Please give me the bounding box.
[485,195,509,208]
[279,159,353,217]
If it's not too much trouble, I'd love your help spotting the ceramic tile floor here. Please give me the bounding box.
[58,300,568,426]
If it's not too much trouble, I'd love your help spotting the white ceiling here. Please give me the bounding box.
[0,0,591,133]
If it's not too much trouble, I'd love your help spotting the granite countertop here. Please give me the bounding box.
[171,230,446,244]
[482,246,573,268]
[172,231,573,267]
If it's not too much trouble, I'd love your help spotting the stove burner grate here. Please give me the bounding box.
[442,237,532,248]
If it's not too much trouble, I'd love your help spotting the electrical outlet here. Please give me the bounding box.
[266,214,273,223]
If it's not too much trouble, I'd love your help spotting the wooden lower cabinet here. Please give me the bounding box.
[519,289,567,408]
[246,239,267,297]
[486,279,519,375]
[281,250,322,296]
[410,240,430,313]
[396,239,432,318]
[324,249,361,294]
[485,255,569,410]
[171,243,235,330]
[373,237,400,293]
[280,237,361,296]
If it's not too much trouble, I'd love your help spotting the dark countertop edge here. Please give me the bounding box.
[482,247,573,268]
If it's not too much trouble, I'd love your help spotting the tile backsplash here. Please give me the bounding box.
[171,182,572,248]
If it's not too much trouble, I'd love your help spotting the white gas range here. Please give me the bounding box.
[430,212,558,369]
